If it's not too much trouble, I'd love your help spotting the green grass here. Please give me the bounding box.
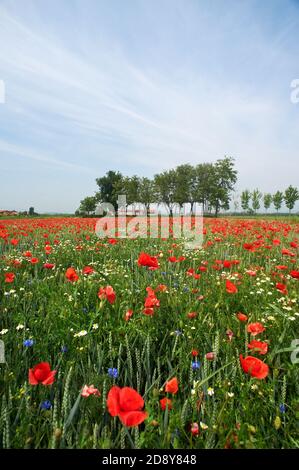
[0,217,298,449]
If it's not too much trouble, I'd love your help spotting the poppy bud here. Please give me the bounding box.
[206,352,215,361]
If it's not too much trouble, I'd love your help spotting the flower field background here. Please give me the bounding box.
[0,217,298,449]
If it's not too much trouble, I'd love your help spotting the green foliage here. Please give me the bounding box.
[251,189,262,213]
[0,218,298,448]
[81,158,238,217]
[241,190,251,212]
[78,197,97,216]
[284,186,299,213]
[273,191,284,212]
[263,194,272,212]
[95,171,123,208]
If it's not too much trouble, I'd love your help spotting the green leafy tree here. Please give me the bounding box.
[209,157,237,216]
[154,169,178,216]
[263,193,272,212]
[272,191,284,213]
[194,163,215,213]
[138,177,155,215]
[284,185,299,213]
[251,189,262,213]
[173,164,194,212]
[113,175,140,209]
[95,171,123,208]
[241,190,251,212]
[78,196,96,215]
[29,207,35,216]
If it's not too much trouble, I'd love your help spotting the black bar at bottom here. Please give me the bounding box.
[0,449,297,467]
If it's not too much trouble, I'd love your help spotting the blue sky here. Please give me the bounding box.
[0,0,299,212]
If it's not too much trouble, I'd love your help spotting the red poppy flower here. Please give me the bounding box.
[124,309,133,321]
[165,377,179,394]
[81,384,101,398]
[248,340,268,355]
[160,397,172,410]
[144,294,160,308]
[30,257,39,264]
[28,362,56,386]
[66,267,79,282]
[13,260,22,267]
[186,268,196,276]
[5,272,15,283]
[82,266,94,275]
[190,422,199,436]
[226,280,238,294]
[239,355,269,379]
[138,252,159,269]
[246,270,257,276]
[187,312,197,319]
[247,322,265,336]
[98,285,116,304]
[223,260,232,268]
[43,263,55,269]
[290,270,299,279]
[143,307,155,316]
[191,349,199,357]
[243,243,255,252]
[276,282,288,295]
[205,352,215,361]
[107,386,147,427]
[236,312,248,322]
[143,286,160,315]
[156,284,167,292]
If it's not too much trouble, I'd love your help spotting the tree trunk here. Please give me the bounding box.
[190,201,194,215]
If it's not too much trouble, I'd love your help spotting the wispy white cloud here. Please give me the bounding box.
[0,139,94,173]
[0,0,298,211]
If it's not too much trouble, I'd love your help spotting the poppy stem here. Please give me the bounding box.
[124,426,135,449]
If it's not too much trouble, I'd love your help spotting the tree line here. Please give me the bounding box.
[240,187,299,214]
[77,157,237,216]
[77,157,299,216]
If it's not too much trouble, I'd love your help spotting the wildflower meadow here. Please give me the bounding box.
[0,216,298,449]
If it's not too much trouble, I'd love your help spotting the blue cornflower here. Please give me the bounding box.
[175,330,182,336]
[23,339,34,347]
[279,404,286,413]
[108,368,118,379]
[40,400,52,410]
[192,361,201,370]
[161,272,167,276]
[61,345,68,353]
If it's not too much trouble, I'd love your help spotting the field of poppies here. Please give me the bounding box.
[0,216,298,449]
